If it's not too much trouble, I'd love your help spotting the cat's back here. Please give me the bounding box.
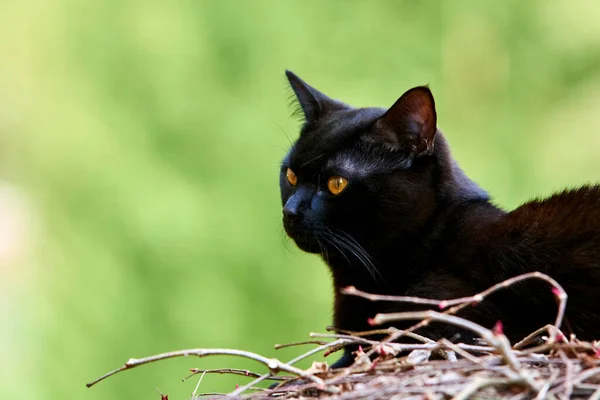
[482,185,600,272]
[500,185,600,241]
[461,185,600,340]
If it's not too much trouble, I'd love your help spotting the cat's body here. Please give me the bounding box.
[280,70,600,367]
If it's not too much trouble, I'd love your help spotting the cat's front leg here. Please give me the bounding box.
[330,346,356,368]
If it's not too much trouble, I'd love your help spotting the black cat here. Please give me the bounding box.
[280,70,600,367]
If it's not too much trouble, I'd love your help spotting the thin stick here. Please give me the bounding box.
[437,338,480,364]
[86,348,325,389]
[183,368,286,381]
[534,369,560,400]
[560,350,574,399]
[287,338,347,365]
[327,325,436,344]
[371,310,521,371]
[520,341,597,357]
[342,286,443,306]
[311,332,522,355]
[190,370,206,400]
[317,330,460,361]
[513,325,562,350]
[228,339,347,397]
[309,333,381,347]
[343,272,567,337]
[229,374,272,397]
[569,366,600,387]
[274,340,328,349]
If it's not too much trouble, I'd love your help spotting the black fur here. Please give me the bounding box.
[280,70,600,367]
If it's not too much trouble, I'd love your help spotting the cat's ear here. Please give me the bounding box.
[285,70,348,123]
[372,86,437,156]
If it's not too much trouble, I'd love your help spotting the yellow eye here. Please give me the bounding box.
[327,176,348,195]
[286,168,297,186]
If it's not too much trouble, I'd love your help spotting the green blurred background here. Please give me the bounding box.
[2,1,600,398]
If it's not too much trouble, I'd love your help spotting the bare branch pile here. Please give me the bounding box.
[86,272,600,399]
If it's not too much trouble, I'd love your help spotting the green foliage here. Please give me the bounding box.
[1,1,600,398]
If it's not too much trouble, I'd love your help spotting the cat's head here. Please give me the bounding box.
[279,71,445,262]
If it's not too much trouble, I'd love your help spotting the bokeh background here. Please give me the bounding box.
[2,1,600,398]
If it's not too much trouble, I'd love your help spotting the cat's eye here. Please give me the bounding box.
[286,168,297,186]
[327,176,348,195]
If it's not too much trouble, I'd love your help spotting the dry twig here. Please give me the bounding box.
[86,348,325,389]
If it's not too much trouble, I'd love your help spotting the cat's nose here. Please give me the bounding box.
[283,194,303,220]
[283,190,312,221]
[283,206,299,220]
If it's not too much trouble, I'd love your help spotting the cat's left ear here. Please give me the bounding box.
[372,86,437,156]
[286,70,348,123]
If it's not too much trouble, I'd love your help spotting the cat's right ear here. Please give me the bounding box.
[372,86,437,156]
[285,70,347,123]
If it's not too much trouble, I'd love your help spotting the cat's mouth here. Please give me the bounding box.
[283,219,322,254]
[289,235,322,253]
